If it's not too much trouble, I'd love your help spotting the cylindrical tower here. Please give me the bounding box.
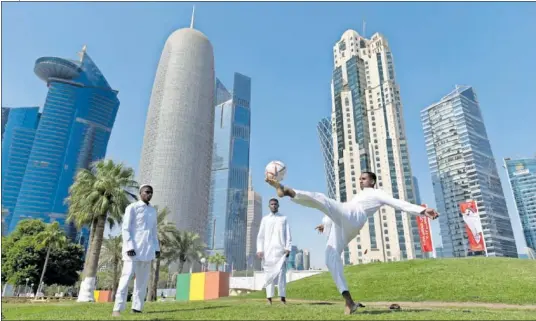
[138,26,215,243]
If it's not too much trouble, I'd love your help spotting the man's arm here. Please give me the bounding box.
[151,209,160,253]
[376,190,434,217]
[122,205,136,253]
[256,217,266,255]
[284,218,292,251]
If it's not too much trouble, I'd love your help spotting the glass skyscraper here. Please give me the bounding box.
[5,46,119,239]
[206,73,251,271]
[1,107,41,231]
[421,86,517,258]
[504,157,536,251]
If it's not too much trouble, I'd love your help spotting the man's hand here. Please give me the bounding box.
[257,252,264,259]
[284,250,290,257]
[127,249,136,257]
[155,251,161,258]
[265,175,281,188]
[315,224,325,234]
[422,208,439,220]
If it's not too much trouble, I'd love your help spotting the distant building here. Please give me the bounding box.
[288,245,298,270]
[1,107,11,140]
[245,174,262,271]
[435,246,444,258]
[295,251,304,270]
[303,250,311,270]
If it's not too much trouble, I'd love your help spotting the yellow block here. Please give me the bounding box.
[94,290,100,302]
[189,272,206,301]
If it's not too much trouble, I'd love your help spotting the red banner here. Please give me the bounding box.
[459,200,485,252]
[416,204,433,253]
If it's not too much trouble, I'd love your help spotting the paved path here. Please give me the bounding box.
[245,298,536,310]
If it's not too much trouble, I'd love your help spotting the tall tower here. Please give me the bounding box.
[504,157,536,251]
[7,47,119,238]
[330,30,421,264]
[138,16,215,244]
[421,86,517,258]
[245,173,263,271]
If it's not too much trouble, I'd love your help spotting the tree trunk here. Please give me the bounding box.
[83,218,97,275]
[112,257,119,297]
[77,215,106,302]
[178,260,185,274]
[151,257,161,301]
[36,246,51,297]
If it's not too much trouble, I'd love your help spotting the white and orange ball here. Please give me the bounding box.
[265,160,287,182]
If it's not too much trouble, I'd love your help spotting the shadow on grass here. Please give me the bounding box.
[361,308,433,315]
[145,305,230,314]
[306,302,335,306]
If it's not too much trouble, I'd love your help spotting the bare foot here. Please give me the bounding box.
[344,302,364,315]
[265,176,285,197]
[112,311,121,317]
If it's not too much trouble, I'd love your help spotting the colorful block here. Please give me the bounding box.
[93,290,100,302]
[176,273,191,301]
[204,272,230,300]
[97,290,113,302]
[189,272,206,301]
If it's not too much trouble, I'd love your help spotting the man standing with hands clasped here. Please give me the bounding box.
[112,184,160,317]
[256,198,292,305]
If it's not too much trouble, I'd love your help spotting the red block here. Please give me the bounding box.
[204,272,230,300]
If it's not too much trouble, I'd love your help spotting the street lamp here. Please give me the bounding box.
[200,258,206,272]
[31,283,34,297]
[25,278,29,295]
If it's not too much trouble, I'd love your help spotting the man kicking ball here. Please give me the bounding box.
[265,171,439,315]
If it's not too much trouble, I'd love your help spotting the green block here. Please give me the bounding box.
[175,273,191,301]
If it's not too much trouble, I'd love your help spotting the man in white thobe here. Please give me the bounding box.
[266,171,439,315]
[112,184,160,317]
[256,198,292,305]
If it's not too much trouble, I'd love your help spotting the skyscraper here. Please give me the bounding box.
[303,250,311,270]
[1,107,40,230]
[1,107,11,140]
[413,176,422,205]
[206,73,252,271]
[421,85,517,258]
[295,250,304,270]
[138,20,215,247]
[7,47,119,237]
[330,30,421,264]
[246,173,263,271]
[504,157,536,251]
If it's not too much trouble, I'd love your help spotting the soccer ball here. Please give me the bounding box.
[265,160,287,182]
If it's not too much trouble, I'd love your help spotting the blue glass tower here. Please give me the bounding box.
[206,73,251,271]
[1,107,41,230]
[7,46,120,240]
[504,157,536,251]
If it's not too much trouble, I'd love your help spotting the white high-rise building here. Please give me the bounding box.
[330,29,421,264]
[138,17,215,244]
[246,174,263,271]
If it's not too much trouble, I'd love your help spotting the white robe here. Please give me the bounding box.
[113,200,160,312]
[256,212,292,298]
[291,188,426,294]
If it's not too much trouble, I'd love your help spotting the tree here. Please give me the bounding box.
[99,235,122,296]
[34,222,68,296]
[163,231,205,274]
[208,253,226,271]
[1,219,84,291]
[147,207,177,301]
[65,159,138,302]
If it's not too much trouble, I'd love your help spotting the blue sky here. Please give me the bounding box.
[2,2,535,268]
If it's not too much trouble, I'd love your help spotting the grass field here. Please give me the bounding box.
[3,257,536,320]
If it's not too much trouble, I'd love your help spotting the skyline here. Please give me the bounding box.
[2,2,535,268]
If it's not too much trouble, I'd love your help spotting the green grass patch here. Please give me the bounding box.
[3,300,536,320]
[244,257,536,304]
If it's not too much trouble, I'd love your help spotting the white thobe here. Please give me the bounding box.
[291,188,426,294]
[113,200,160,312]
[256,212,292,298]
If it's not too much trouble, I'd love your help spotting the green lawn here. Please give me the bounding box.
[244,257,536,304]
[3,300,536,320]
[3,257,535,320]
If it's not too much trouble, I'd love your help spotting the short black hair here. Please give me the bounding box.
[269,198,279,204]
[362,171,377,185]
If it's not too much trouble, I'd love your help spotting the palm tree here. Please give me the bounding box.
[65,159,138,302]
[99,235,122,296]
[147,207,177,301]
[34,222,68,297]
[208,253,226,271]
[163,231,205,274]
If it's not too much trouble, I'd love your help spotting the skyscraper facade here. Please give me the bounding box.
[413,176,422,205]
[421,85,517,258]
[246,174,263,271]
[7,47,119,237]
[303,250,311,270]
[330,30,421,264]
[206,73,252,271]
[1,107,41,230]
[295,250,304,270]
[1,107,11,140]
[138,25,215,248]
[504,157,536,250]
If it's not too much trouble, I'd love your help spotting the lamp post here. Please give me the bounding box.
[200,258,206,272]
[30,283,34,297]
[25,278,29,296]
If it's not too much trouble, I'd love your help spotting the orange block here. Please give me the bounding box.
[97,290,113,302]
[204,272,230,300]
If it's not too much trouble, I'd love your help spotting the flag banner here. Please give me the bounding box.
[459,200,485,252]
[416,204,433,253]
